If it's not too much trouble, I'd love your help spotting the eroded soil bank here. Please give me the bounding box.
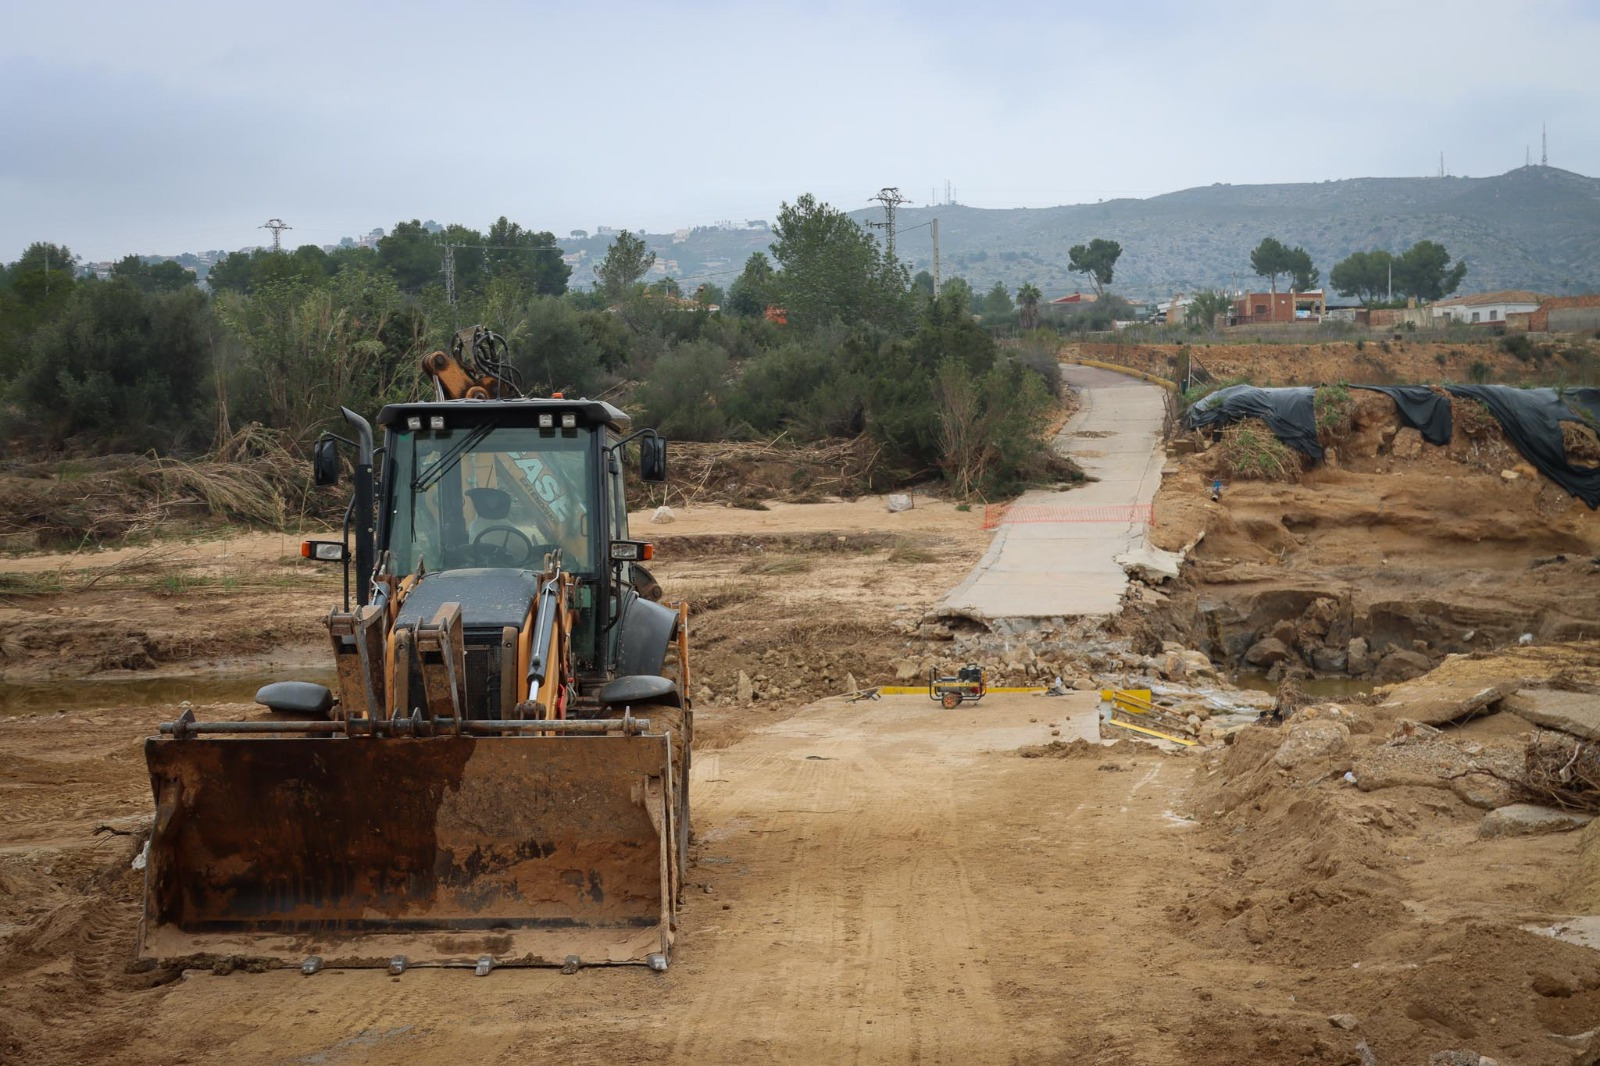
[9,377,1600,1060]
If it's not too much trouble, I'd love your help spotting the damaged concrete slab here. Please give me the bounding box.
[939,365,1173,623]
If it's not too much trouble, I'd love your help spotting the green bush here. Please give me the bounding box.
[1220,422,1297,481]
[1314,383,1354,436]
[634,340,732,441]
[1501,333,1534,362]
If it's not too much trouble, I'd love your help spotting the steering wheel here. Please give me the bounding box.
[471,526,536,568]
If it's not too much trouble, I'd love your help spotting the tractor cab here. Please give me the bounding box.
[372,398,665,683]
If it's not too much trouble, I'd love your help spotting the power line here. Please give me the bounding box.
[867,187,909,265]
[260,218,292,253]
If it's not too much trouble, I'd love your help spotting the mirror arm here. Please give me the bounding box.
[603,427,662,455]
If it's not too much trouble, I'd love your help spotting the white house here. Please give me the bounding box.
[1431,290,1544,325]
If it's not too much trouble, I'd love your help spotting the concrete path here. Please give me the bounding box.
[938,364,1170,622]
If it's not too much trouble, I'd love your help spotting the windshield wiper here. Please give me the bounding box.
[412,423,495,493]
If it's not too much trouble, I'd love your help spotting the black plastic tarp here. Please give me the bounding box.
[1184,385,1323,460]
[1351,385,1453,446]
[1444,384,1600,509]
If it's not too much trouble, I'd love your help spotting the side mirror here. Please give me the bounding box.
[640,435,667,483]
[313,437,340,486]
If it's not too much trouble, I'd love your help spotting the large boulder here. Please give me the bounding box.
[1347,636,1373,675]
[1479,804,1594,839]
[1311,646,1348,673]
[1375,649,1432,682]
[1244,637,1294,668]
[1274,719,1351,769]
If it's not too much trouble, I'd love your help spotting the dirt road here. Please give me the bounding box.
[44,693,1221,1066]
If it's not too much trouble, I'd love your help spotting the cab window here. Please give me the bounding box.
[386,424,594,576]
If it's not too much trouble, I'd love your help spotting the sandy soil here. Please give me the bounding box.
[9,357,1600,1062]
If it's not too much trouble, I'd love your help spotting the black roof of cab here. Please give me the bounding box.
[376,397,631,435]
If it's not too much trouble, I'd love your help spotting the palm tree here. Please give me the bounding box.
[1017,283,1042,331]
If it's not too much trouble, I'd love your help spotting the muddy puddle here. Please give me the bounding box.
[1230,673,1376,700]
[0,670,338,716]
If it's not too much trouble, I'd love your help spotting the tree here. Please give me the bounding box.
[1250,236,1307,293]
[1067,238,1122,298]
[1329,250,1394,304]
[11,280,213,451]
[635,340,731,441]
[982,281,1014,316]
[111,255,198,293]
[7,242,78,309]
[769,193,908,330]
[507,294,621,397]
[726,252,774,316]
[1016,283,1042,331]
[1287,246,1319,292]
[205,250,261,294]
[378,220,444,294]
[484,217,569,297]
[1185,289,1234,327]
[648,276,682,299]
[940,277,974,318]
[594,230,655,302]
[1393,240,1467,302]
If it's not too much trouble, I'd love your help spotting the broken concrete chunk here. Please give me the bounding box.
[1479,803,1594,839]
[886,493,913,513]
[1114,546,1182,583]
[1378,677,1521,727]
[1450,775,1518,811]
[1509,688,1600,741]
[650,505,675,524]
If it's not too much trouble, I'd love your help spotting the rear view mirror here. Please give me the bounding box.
[640,435,667,483]
[313,437,340,486]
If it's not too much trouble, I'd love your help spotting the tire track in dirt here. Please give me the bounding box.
[8,693,1219,1065]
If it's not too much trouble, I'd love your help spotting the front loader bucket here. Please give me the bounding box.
[139,733,679,969]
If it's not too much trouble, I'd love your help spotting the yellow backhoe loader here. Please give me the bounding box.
[138,327,691,973]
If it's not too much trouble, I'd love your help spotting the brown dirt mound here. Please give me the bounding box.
[1174,703,1600,1063]
[0,427,339,549]
[634,437,883,508]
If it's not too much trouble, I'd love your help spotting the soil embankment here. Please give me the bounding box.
[9,351,1600,1060]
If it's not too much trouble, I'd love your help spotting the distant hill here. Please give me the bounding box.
[598,166,1600,303]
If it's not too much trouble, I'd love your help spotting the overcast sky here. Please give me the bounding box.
[4,0,1598,263]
